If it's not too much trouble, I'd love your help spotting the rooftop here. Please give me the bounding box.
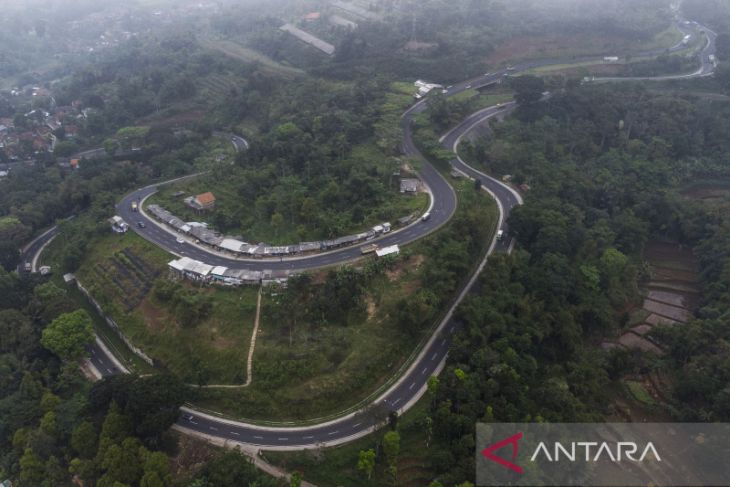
[196,192,216,205]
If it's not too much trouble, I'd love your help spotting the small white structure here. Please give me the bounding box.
[109,215,129,233]
[279,23,335,55]
[373,222,392,234]
[376,244,400,258]
[603,56,620,62]
[63,273,76,284]
[414,80,443,99]
[220,238,247,253]
[39,266,52,276]
[400,178,420,193]
[168,257,214,281]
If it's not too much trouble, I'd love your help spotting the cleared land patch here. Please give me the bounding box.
[199,38,305,78]
[75,232,258,384]
[605,241,700,355]
[188,177,498,421]
[487,25,683,66]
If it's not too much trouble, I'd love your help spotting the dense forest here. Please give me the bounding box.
[422,81,730,483]
[0,267,284,485]
[155,75,417,242]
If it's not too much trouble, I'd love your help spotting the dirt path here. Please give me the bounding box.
[188,286,262,389]
[244,287,262,387]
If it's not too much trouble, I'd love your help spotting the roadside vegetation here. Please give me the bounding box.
[71,232,259,385]
[267,76,730,485]
[191,176,497,420]
[0,265,281,486]
[3,0,730,485]
[145,76,430,244]
[265,399,435,487]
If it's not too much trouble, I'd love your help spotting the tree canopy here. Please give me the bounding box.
[41,309,94,361]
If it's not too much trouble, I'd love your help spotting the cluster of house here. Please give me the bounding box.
[0,93,87,161]
[414,80,444,99]
[147,201,415,258]
[167,257,291,287]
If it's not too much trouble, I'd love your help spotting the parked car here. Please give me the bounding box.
[137,221,146,228]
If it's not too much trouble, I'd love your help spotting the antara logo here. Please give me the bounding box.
[482,432,662,474]
[481,432,525,474]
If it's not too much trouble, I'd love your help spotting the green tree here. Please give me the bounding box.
[71,421,98,459]
[41,309,94,360]
[271,212,284,237]
[382,430,400,469]
[99,437,145,485]
[97,402,133,459]
[43,455,66,487]
[138,450,171,487]
[510,75,545,106]
[357,449,376,479]
[289,471,303,487]
[54,140,80,157]
[19,448,45,484]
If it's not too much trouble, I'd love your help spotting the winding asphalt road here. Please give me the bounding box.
[18,11,717,450]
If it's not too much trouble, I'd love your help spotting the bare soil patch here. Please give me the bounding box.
[386,254,425,281]
[680,181,730,202]
[365,294,377,320]
[139,297,171,333]
[643,298,692,323]
[631,324,652,335]
[207,323,235,351]
[542,63,626,78]
[617,333,663,354]
[644,241,696,268]
[139,109,206,130]
[486,33,625,65]
[169,433,217,480]
[404,40,438,51]
[647,289,689,308]
[645,313,679,327]
[604,241,699,355]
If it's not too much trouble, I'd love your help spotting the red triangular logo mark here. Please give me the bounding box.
[481,431,524,474]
